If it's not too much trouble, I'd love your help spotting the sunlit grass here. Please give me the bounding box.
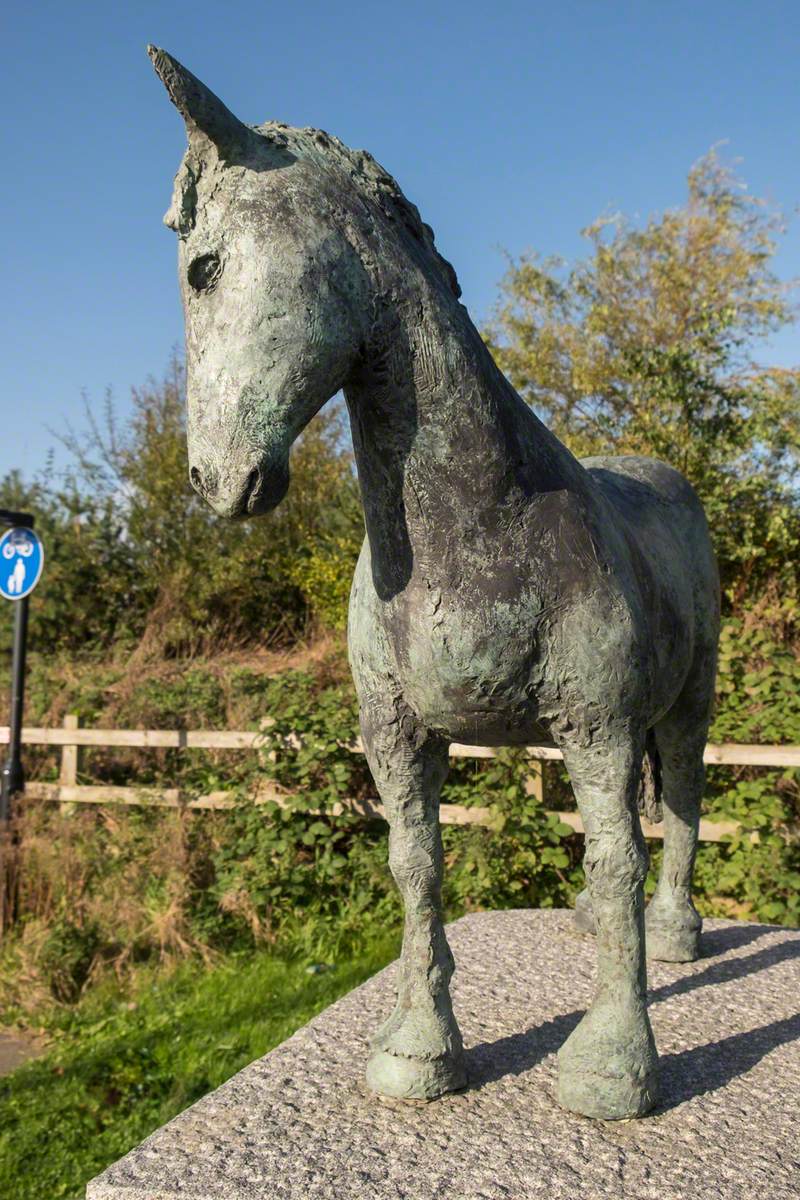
[0,928,399,1200]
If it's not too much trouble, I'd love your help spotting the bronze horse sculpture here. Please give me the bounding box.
[149,48,719,1121]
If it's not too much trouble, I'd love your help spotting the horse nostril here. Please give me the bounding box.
[190,464,218,498]
[244,467,262,510]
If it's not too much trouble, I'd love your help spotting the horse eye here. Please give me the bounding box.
[187,252,222,294]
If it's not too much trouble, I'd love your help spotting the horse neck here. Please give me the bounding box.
[344,270,585,598]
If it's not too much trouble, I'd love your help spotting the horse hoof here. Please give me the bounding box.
[646,921,701,962]
[366,1049,467,1101]
[556,1000,659,1120]
[573,888,597,936]
[646,902,702,962]
[557,1058,659,1120]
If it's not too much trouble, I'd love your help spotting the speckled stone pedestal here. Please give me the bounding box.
[86,910,800,1200]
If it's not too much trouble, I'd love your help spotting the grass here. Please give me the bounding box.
[0,929,400,1200]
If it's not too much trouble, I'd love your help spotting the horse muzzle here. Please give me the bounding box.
[189,457,289,519]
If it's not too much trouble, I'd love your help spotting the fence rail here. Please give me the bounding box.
[2,723,800,765]
[2,717,798,844]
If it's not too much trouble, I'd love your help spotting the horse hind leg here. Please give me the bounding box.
[644,682,713,962]
[571,734,706,962]
[574,653,714,963]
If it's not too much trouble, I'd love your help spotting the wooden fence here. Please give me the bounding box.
[2,716,799,843]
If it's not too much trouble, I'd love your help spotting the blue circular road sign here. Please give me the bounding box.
[0,527,44,601]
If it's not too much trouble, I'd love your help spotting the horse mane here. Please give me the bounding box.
[168,119,461,300]
[257,121,462,300]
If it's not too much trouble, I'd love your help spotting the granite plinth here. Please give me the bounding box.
[86,909,800,1200]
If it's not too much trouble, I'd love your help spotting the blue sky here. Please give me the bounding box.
[2,0,799,480]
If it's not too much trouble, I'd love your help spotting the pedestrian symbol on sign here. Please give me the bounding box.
[0,528,44,601]
[9,558,25,594]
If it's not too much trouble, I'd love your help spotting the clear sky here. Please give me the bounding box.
[2,0,799,480]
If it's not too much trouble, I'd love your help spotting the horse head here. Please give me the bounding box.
[149,47,379,517]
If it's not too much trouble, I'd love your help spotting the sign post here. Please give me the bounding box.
[0,512,43,823]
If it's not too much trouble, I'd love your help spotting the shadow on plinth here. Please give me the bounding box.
[466,925,800,1109]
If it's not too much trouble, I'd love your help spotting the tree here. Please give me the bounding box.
[0,355,364,656]
[485,150,800,603]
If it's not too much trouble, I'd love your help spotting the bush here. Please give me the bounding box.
[3,635,797,1031]
[696,594,800,925]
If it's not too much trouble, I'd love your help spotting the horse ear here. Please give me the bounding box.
[147,45,253,161]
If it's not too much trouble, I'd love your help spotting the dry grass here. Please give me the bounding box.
[0,633,355,1021]
[0,804,217,1018]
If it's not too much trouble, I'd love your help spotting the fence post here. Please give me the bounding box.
[526,761,544,805]
[59,714,79,814]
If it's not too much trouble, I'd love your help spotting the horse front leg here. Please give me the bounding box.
[361,705,466,1101]
[557,729,659,1119]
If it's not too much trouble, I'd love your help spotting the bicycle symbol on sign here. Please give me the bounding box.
[2,534,34,559]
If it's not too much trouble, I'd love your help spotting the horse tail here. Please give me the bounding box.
[637,729,663,824]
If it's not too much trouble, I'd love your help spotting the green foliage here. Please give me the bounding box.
[713,597,800,744]
[441,749,581,910]
[207,671,391,940]
[36,919,104,1004]
[0,470,139,651]
[696,595,800,925]
[128,669,228,730]
[0,931,398,1200]
[481,146,800,922]
[289,535,362,630]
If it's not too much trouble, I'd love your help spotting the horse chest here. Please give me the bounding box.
[386,575,552,743]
